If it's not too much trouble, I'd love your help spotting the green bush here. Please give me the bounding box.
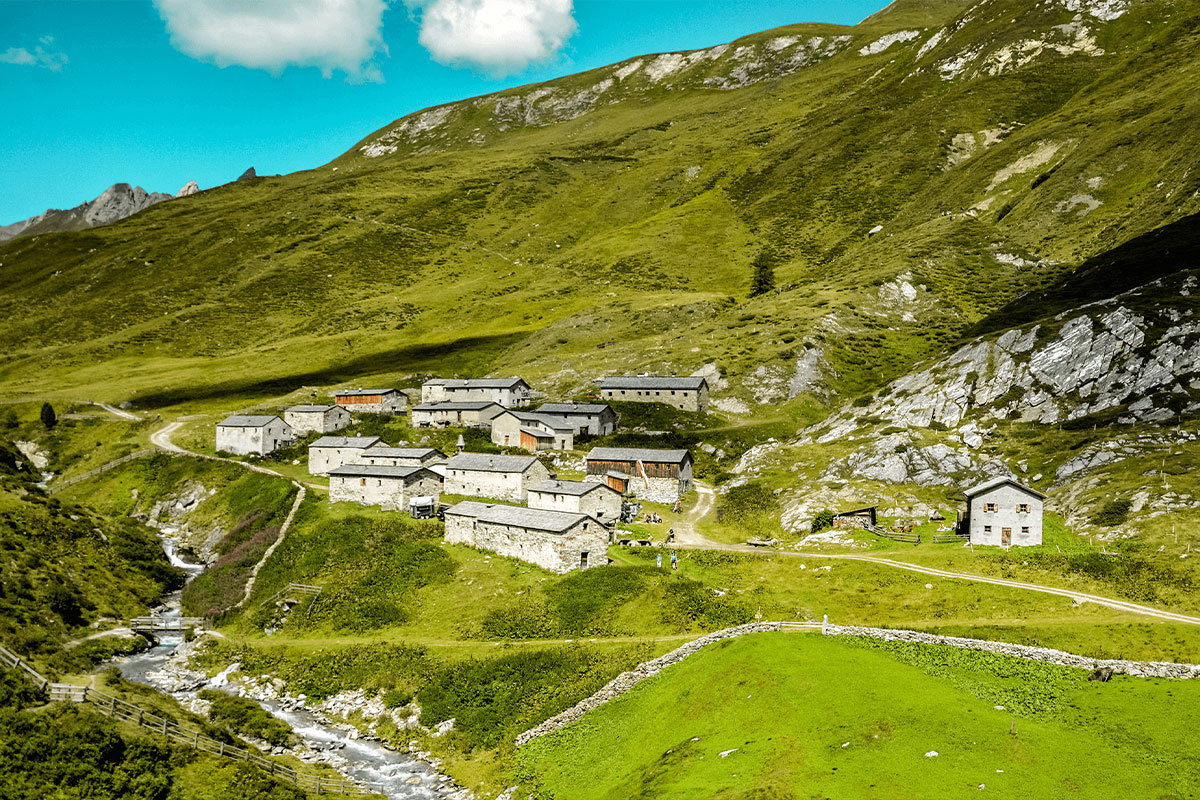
[383,688,413,709]
[1091,498,1132,527]
[198,690,293,747]
[811,509,836,533]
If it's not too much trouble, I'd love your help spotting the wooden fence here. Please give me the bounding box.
[0,644,380,796]
[260,584,323,617]
[50,448,160,493]
[929,532,970,544]
[867,524,920,544]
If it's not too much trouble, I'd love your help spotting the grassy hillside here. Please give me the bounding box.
[0,0,1197,416]
[517,632,1200,799]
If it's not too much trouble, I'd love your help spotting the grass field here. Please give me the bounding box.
[517,631,1200,799]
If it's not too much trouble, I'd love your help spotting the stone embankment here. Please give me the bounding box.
[823,623,1200,679]
[515,622,780,746]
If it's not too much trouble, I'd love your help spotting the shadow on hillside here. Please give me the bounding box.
[967,211,1200,338]
[132,332,527,409]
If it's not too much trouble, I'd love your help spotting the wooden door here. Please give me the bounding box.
[1001,527,1012,546]
[580,551,589,569]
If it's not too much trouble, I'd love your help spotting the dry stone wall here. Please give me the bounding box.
[516,622,780,746]
[823,623,1200,679]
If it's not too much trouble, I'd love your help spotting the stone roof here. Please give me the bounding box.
[413,401,504,412]
[447,453,541,473]
[444,501,596,533]
[424,377,528,389]
[597,376,707,390]
[586,447,691,464]
[310,435,382,449]
[520,427,555,439]
[362,446,446,459]
[218,415,283,428]
[503,410,574,431]
[328,464,433,479]
[334,388,400,397]
[536,403,612,415]
[286,405,339,413]
[529,480,615,496]
[964,476,1046,499]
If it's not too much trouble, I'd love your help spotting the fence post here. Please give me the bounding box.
[822,614,828,634]
[194,731,200,748]
[315,776,321,795]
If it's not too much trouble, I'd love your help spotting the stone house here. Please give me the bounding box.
[585,447,694,503]
[443,452,551,503]
[284,404,351,436]
[411,401,505,429]
[216,416,294,456]
[443,501,609,573]
[327,464,442,513]
[354,446,447,468]
[490,410,575,451]
[535,403,618,436]
[421,378,531,407]
[963,477,1045,547]
[832,506,878,529]
[308,435,383,475]
[597,376,709,413]
[528,480,623,522]
[332,388,409,415]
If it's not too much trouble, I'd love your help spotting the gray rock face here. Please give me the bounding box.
[176,180,200,197]
[821,433,1013,487]
[0,179,197,242]
[237,167,257,181]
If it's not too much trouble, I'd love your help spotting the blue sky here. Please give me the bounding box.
[0,0,886,224]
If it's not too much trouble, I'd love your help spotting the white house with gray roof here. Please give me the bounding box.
[535,403,618,436]
[328,464,442,513]
[284,405,351,436]
[490,410,575,451]
[444,453,551,503]
[964,477,1045,547]
[528,480,622,521]
[216,415,294,456]
[421,378,531,407]
[354,446,447,469]
[443,501,609,573]
[308,435,383,475]
[585,447,694,503]
[412,401,505,429]
[597,376,708,412]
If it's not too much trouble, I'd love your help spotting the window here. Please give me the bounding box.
[1017,503,1030,513]
[983,525,992,533]
[1021,526,1030,535]
[580,552,589,568]
[360,478,366,486]
[984,502,997,513]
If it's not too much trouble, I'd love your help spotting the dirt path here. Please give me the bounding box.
[672,482,715,546]
[94,402,141,421]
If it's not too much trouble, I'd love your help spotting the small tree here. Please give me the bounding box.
[811,509,836,533]
[748,247,777,297]
[39,402,57,430]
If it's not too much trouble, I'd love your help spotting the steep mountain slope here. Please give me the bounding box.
[0,180,199,243]
[0,0,1197,416]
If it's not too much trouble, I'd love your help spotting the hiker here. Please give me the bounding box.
[657,553,662,569]
[667,528,675,543]
[671,550,678,570]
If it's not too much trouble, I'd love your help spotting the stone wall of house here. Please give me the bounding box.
[216,421,291,456]
[516,622,781,746]
[627,474,689,504]
[285,408,351,436]
[823,624,1200,678]
[444,515,608,573]
[445,461,550,503]
[308,445,375,475]
[528,488,622,521]
[339,394,408,415]
[329,473,441,512]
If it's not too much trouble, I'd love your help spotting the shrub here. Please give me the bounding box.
[1091,498,1132,527]
[198,689,293,747]
[748,247,778,297]
[383,688,413,709]
[811,509,836,533]
[39,403,57,430]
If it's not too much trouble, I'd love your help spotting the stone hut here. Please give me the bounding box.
[332,388,408,415]
[528,480,622,522]
[443,501,609,573]
[490,410,575,451]
[964,477,1045,547]
[327,464,442,513]
[308,435,383,475]
[597,376,709,413]
[584,447,693,503]
[354,446,447,468]
[832,506,878,529]
[216,415,294,456]
[535,403,618,436]
[284,404,351,436]
[421,378,531,408]
[443,453,551,503]
[411,401,505,429]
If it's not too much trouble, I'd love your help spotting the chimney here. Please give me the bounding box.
[457,434,465,453]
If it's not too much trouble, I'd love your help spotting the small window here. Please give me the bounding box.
[360,478,366,486]
[984,502,997,513]
[983,525,992,533]
[1017,503,1030,513]
[1021,526,1030,535]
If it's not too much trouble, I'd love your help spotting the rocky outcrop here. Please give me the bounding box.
[0,180,199,242]
[237,167,257,182]
[820,433,1013,487]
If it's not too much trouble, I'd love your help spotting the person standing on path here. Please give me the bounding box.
[671,550,678,570]
[657,553,663,569]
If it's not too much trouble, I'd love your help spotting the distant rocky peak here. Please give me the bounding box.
[176,180,199,198]
[237,167,257,181]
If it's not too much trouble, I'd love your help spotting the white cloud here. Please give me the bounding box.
[0,36,68,72]
[407,0,576,75]
[154,0,389,82]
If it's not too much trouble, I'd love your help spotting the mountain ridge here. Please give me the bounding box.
[0,180,201,243]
